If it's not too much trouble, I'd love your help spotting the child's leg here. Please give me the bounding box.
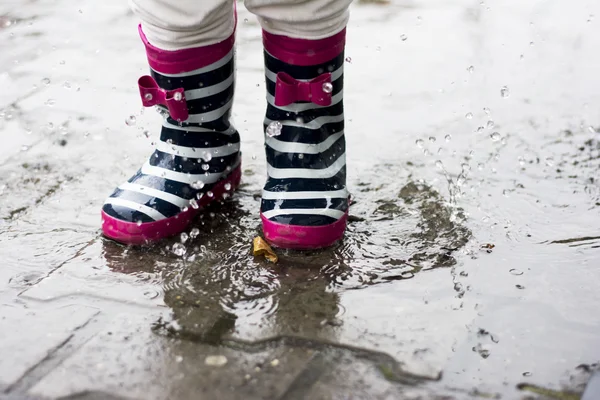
[244,0,351,39]
[101,0,242,245]
[245,0,353,249]
[129,0,235,49]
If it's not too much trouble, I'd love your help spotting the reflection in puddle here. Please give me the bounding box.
[102,180,471,346]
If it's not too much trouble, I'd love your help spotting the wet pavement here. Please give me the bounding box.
[1,0,600,399]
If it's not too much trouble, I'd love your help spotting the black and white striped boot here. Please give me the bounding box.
[260,29,349,249]
[101,26,241,245]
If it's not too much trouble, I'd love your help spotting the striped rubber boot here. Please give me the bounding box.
[260,29,349,249]
[101,26,241,245]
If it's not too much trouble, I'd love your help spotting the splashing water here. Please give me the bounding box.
[125,115,136,126]
[266,121,283,137]
[191,181,205,190]
[171,243,186,257]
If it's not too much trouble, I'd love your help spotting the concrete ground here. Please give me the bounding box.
[1,0,600,399]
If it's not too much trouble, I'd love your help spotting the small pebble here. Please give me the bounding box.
[270,359,280,367]
[204,355,228,367]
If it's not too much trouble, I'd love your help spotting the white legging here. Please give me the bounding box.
[129,0,353,50]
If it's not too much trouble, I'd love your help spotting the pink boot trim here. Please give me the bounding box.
[138,24,236,74]
[261,211,348,250]
[262,28,346,66]
[101,165,242,245]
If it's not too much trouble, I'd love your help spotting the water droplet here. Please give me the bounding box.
[522,372,532,377]
[125,115,136,126]
[587,126,596,133]
[59,60,65,65]
[47,122,54,130]
[201,164,210,171]
[476,126,485,133]
[224,183,232,191]
[529,41,534,46]
[345,56,352,63]
[244,18,249,23]
[445,134,452,142]
[180,232,189,243]
[143,130,150,138]
[298,153,304,159]
[202,151,212,162]
[322,82,333,94]
[545,157,554,167]
[204,355,227,367]
[500,86,510,98]
[144,93,153,101]
[490,132,501,141]
[516,284,525,289]
[266,121,283,137]
[45,99,56,107]
[171,243,187,256]
[415,139,424,148]
[435,160,444,169]
[467,65,475,73]
[509,268,523,276]
[486,120,494,129]
[191,181,205,190]
[465,112,473,120]
[400,34,408,41]
[175,355,183,363]
[190,228,200,238]
[477,163,484,170]
[173,92,183,101]
[207,191,214,198]
[428,136,436,143]
[62,81,71,89]
[21,145,30,152]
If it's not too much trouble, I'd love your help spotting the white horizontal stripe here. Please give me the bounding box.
[185,75,234,100]
[267,153,346,179]
[118,182,189,209]
[141,157,241,185]
[262,189,348,200]
[264,65,343,83]
[266,90,343,112]
[266,130,344,154]
[262,208,345,220]
[162,120,237,135]
[152,49,234,78]
[104,198,166,221]
[186,99,233,123]
[156,140,240,159]
[264,114,344,130]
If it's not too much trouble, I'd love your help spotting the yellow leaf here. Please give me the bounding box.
[253,236,278,263]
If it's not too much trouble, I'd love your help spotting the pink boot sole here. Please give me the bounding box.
[101,165,242,245]
[261,211,348,250]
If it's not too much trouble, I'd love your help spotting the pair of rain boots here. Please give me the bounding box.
[101,26,349,250]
